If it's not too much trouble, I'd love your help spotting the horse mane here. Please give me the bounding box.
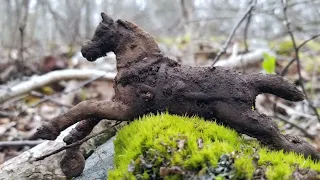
[114,19,162,69]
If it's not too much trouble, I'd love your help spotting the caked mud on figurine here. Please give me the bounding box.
[32,13,320,177]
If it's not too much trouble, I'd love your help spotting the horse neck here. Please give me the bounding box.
[114,31,161,70]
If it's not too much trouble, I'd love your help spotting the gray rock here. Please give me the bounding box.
[73,137,115,180]
[0,122,117,180]
[0,125,77,180]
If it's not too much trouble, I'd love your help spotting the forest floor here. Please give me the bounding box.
[0,38,320,164]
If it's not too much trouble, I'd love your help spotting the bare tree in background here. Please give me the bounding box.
[0,0,319,61]
[16,0,30,73]
[46,0,87,50]
[85,0,95,39]
[180,0,195,65]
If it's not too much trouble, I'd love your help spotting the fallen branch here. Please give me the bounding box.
[208,49,272,68]
[29,75,106,108]
[0,69,116,104]
[0,140,45,148]
[0,124,77,179]
[0,110,18,117]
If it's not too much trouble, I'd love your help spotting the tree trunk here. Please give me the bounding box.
[180,0,195,66]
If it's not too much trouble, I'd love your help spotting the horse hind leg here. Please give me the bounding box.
[240,111,319,160]
[214,101,319,160]
[60,118,101,177]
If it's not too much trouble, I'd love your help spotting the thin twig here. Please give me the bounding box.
[211,0,256,66]
[281,33,320,76]
[243,0,254,52]
[0,110,18,117]
[34,121,121,161]
[280,58,295,76]
[29,91,73,108]
[18,25,25,69]
[186,16,238,23]
[281,0,320,122]
[272,115,315,140]
[30,74,105,108]
[277,33,320,115]
[297,33,320,50]
[272,100,315,119]
[0,140,45,148]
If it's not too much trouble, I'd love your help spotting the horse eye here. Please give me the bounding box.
[95,23,110,37]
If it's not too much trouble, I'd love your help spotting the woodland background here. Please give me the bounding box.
[0,0,320,167]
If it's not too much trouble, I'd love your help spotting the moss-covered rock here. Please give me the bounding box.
[108,113,320,180]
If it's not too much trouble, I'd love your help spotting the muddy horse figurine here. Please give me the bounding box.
[33,13,319,177]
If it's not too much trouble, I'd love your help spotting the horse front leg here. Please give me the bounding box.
[32,100,134,140]
[31,100,135,177]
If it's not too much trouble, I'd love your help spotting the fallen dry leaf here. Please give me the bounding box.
[160,166,185,177]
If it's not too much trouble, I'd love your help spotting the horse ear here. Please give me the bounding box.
[101,12,114,24]
[116,19,135,30]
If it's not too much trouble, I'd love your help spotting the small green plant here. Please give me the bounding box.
[108,113,320,179]
[262,53,276,74]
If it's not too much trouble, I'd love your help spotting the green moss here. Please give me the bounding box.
[259,149,320,179]
[108,113,320,179]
